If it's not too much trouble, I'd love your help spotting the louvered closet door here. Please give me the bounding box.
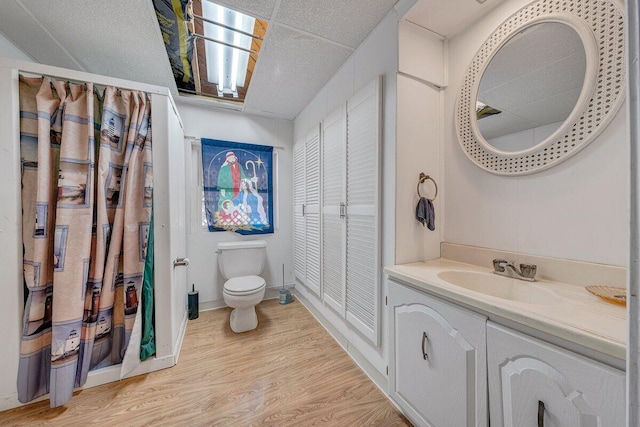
[304,125,321,296]
[322,107,346,314]
[345,77,381,345]
[293,142,306,283]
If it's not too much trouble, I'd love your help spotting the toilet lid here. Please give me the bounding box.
[224,276,265,295]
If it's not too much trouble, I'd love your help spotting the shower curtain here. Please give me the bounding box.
[17,76,154,407]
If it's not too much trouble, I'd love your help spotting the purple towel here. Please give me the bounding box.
[416,197,435,231]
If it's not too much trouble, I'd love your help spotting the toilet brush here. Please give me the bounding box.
[279,264,293,304]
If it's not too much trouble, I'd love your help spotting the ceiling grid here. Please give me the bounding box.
[1,0,509,119]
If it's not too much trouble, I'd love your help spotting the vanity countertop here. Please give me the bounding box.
[385,259,626,361]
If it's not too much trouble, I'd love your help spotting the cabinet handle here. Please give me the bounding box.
[302,204,306,216]
[340,202,346,219]
[538,400,545,427]
[422,332,428,360]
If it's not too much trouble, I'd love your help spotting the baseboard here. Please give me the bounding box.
[198,284,296,313]
[173,310,188,365]
[294,288,389,394]
[265,284,294,300]
[199,298,226,312]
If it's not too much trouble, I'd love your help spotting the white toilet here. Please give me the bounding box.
[217,240,267,333]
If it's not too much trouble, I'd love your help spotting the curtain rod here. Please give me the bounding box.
[19,71,153,96]
[19,70,155,98]
[185,135,285,150]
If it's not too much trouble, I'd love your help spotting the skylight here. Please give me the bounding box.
[153,0,266,103]
[476,100,502,120]
[189,0,267,102]
[201,2,256,98]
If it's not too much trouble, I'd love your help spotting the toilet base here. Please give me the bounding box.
[229,306,258,333]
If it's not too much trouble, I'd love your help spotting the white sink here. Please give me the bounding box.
[437,270,557,305]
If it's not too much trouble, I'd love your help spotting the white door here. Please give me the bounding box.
[293,142,306,283]
[389,280,488,427]
[167,101,187,348]
[150,95,187,357]
[322,106,346,313]
[487,323,625,427]
[304,125,321,296]
[345,77,381,344]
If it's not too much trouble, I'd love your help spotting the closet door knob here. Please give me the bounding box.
[173,257,190,267]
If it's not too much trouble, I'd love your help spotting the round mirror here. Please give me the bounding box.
[455,0,625,175]
[476,22,586,152]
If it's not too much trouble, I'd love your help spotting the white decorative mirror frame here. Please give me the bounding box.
[455,0,625,175]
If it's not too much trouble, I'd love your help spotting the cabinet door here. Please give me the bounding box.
[487,323,625,427]
[345,77,381,344]
[293,141,306,283]
[304,125,321,296]
[322,106,346,314]
[389,280,488,427]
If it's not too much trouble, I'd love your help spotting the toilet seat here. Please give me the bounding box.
[223,275,266,296]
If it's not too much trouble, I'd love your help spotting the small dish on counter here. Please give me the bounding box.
[586,285,627,306]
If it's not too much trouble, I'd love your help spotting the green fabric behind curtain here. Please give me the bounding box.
[140,207,155,360]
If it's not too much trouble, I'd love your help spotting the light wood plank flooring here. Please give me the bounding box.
[0,299,410,426]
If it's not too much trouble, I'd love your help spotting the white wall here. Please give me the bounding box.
[175,101,294,309]
[395,20,446,264]
[0,44,34,411]
[398,20,445,87]
[443,0,628,266]
[0,33,33,62]
[293,8,401,379]
[396,75,443,263]
[0,64,23,409]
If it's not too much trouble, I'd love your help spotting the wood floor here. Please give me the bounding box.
[0,299,410,426]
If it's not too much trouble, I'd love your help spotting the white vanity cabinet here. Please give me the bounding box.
[388,279,488,427]
[487,322,625,427]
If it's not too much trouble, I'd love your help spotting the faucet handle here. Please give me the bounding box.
[519,263,537,279]
[493,258,508,272]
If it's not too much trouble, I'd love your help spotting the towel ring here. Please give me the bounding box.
[417,172,438,201]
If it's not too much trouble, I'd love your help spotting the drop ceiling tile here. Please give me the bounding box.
[0,0,79,69]
[478,110,532,140]
[478,22,584,92]
[244,23,352,119]
[403,0,504,38]
[510,87,582,127]
[275,0,396,48]
[18,0,176,91]
[481,52,585,112]
[205,0,278,21]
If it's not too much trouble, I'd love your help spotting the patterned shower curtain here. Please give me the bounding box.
[17,76,153,408]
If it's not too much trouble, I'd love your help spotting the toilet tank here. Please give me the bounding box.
[217,240,267,279]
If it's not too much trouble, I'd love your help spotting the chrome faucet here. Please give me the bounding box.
[492,258,537,282]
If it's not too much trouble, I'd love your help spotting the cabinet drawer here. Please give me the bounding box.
[487,322,625,427]
[389,280,488,427]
